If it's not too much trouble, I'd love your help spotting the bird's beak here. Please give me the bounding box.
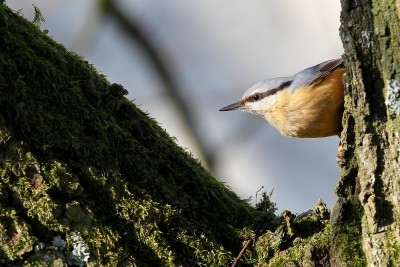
[219,101,244,111]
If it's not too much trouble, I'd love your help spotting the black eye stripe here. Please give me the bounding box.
[277,80,293,90]
[261,89,279,98]
[245,79,294,103]
[247,88,280,102]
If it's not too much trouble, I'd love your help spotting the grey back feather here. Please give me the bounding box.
[287,58,344,92]
[242,58,344,99]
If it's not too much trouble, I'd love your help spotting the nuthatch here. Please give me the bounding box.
[220,59,345,138]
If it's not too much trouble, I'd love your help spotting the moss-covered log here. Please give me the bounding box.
[334,0,400,265]
[0,3,273,266]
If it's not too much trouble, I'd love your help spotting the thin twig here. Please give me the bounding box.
[231,221,265,267]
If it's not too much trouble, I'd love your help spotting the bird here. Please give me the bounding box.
[219,58,345,139]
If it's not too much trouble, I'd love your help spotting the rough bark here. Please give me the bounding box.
[333,0,400,266]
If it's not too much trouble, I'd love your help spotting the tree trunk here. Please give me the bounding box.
[332,0,400,266]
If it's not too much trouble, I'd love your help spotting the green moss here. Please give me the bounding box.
[265,225,330,267]
[243,200,332,266]
[330,197,366,266]
[384,229,400,265]
[0,207,37,262]
[24,248,66,267]
[42,161,84,198]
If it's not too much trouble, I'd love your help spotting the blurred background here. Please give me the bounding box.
[7,0,344,214]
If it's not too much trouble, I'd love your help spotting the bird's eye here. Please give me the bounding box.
[252,93,260,101]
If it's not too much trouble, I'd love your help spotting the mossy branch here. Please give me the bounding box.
[0,3,265,266]
[0,3,340,266]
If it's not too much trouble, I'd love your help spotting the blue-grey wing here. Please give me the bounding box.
[289,58,344,91]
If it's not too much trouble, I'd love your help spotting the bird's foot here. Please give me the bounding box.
[336,142,345,163]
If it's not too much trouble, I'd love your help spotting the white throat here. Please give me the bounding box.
[245,95,277,115]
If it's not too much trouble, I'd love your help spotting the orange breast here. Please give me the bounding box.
[263,67,345,138]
